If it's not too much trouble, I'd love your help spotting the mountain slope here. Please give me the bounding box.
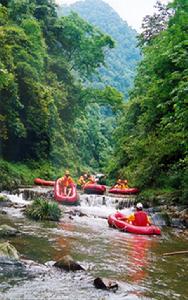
[59,0,140,98]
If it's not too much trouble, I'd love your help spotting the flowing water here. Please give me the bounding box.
[0,191,188,300]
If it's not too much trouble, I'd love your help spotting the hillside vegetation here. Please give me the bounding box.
[108,0,188,203]
[59,0,140,98]
[0,0,123,179]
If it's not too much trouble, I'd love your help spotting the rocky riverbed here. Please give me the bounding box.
[0,188,188,300]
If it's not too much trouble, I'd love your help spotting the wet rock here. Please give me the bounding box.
[102,197,106,205]
[0,242,20,260]
[21,258,49,274]
[94,277,118,292]
[45,260,56,267]
[179,208,188,228]
[0,210,7,215]
[65,209,88,218]
[171,218,185,228]
[151,212,170,226]
[0,224,19,237]
[78,211,87,217]
[21,189,54,201]
[53,255,85,271]
[162,206,188,228]
[13,203,26,209]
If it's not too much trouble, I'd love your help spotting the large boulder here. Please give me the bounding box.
[0,242,20,260]
[0,224,19,237]
[54,255,85,271]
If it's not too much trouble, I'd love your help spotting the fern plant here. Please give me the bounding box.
[25,198,61,221]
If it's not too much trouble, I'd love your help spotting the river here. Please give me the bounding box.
[0,191,188,300]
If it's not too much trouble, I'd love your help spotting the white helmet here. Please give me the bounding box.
[136,202,143,209]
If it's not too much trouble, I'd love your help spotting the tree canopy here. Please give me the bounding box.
[108,0,188,202]
[0,0,122,171]
[59,0,140,98]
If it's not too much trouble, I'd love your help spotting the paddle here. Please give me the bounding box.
[163,250,188,256]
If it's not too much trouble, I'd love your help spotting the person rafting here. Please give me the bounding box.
[86,174,96,184]
[119,203,151,226]
[60,170,74,196]
[114,179,128,189]
[122,179,129,189]
[77,173,88,189]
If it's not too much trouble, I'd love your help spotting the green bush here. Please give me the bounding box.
[25,198,61,221]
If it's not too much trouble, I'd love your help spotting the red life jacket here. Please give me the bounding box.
[133,211,149,226]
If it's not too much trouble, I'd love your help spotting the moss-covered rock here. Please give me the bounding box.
[0,242,19,260]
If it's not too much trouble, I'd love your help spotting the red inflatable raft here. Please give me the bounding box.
[109,187,139,195]
[54,178,79,205]
[83,183,106,195]
[108,212,161,235]
[34,178,55,186]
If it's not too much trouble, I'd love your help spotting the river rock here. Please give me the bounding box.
[94,277,118,291]
[53,255,85,271]
[0,224,19,237]
[179,208,188,228]
[0,242,20,260]
[0,210,7,215]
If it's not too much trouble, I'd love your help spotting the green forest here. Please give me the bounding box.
[0,0,187,203]
[60,0,140,98]
[0,0,123,188]
[108,0,188,202]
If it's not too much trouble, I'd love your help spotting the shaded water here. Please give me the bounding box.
[0,192,188,300]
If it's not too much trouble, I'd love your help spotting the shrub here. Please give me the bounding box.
[25,198,61,221]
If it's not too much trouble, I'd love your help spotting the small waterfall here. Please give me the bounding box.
[80,193,136,209]
[74,193,136,219]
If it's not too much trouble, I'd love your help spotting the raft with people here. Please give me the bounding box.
[54,178,79,204]
[108,211,161,235]
[83,182,106,195]
[109,179,139,195]
[109,187,139,195]
[34,178,55,186]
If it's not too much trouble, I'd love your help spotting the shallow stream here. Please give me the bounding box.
[0,191,188,300]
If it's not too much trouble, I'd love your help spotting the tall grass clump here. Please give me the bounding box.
[25,198,61,221]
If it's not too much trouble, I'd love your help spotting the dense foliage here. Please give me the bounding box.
[59,0,140,98]
[109,0,188,202]
[56,0,141,173]
[0,0,123,174]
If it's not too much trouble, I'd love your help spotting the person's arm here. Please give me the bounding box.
[118,213,135,222]
[147,216,152,225]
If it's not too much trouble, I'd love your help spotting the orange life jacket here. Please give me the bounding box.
[78,176,85,186]
[61,176,74,187]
